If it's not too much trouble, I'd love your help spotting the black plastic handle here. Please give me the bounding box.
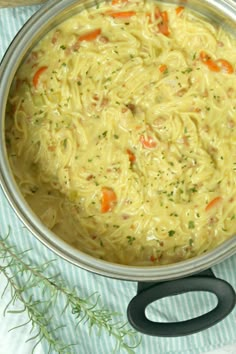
[127,269,236,337]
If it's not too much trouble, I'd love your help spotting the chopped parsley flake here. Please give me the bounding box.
[127,236,136,245]
[188,221,195,229]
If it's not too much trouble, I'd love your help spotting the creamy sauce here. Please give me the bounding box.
[6,0,236,265]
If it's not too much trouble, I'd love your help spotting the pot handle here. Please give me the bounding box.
[127,269,236,337]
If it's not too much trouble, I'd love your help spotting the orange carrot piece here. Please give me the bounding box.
[200,51,210,62]
[205,196,222,211]
[216,59,234,74]
[78,29,101,42]
[154,7,161,19]
[176,6,184,15]
[33,66,48,88]
[140,135,157,149]
[159,64,168,73]
[205,60,221,72]
[127,149,136,163]
[158,11,170,36]
[101,187,117,213]
[200,51,220,72]
[107,11,136,18]
[111,0,128,5]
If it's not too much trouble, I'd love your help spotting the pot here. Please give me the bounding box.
[0,0,235,337]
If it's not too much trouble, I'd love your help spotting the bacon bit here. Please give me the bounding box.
[227,87,234,98]
[126,103,136,113]
[48,145,56,152]
[107,11,136,18]
[227,119,235,129]
[93,94,99,101]
[140,135,157,149]
[209,216,219,225]
[78,29,101,42]
[176,6,184,15]
[92,235,97,240]
[215,59,234,74]
[176,88,187,97]
[150,255,156,262]
[182,135,189,146]
[33,66,48,88]
[101,187,117,213]
[99,35,109,43]
[205,196,222,211]
[193,107,201,113]
[217,41,224,47]
[51,29,61,44]
[27,51,39,64]
[86,174,95,181]
[66,42,80,54]
[127,149,136,163]
[159,64,168,73]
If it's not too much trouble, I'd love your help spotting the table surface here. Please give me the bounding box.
[0,0,46,7]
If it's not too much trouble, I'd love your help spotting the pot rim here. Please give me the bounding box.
[0,0,236,281]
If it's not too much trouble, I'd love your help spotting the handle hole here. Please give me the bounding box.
[145,291,218,322]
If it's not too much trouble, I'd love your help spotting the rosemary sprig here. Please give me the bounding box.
[0,230,141,353]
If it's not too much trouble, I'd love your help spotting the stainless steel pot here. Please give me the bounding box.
[0,0,235,337]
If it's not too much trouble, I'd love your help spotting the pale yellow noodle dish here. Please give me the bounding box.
[6,0,236,265]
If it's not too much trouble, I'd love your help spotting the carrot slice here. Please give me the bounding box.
[200,51,220,72]
[159,64,168,73]
[200,51,234,73]
[205,59,221,72]
[107,11,136,18]
[205,196,222,211]
[140,135,157,149]
[33,66,48,88]
[127,149,136,163]
[78,29,101,42]
[200,51,210,62]
[101,187,117,213]
[158,11,170,36]
[111,0,128,5]
[176,6,184,15]
[216,59,234,74]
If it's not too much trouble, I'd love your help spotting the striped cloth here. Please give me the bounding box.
[0,4,236,354]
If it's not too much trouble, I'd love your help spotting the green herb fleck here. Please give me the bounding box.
[188,221,195,229]
[127,236,136,245]
[168,230,175,237]
[63,138,67,148]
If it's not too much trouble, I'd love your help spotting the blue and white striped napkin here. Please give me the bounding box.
[0,4,236,354]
